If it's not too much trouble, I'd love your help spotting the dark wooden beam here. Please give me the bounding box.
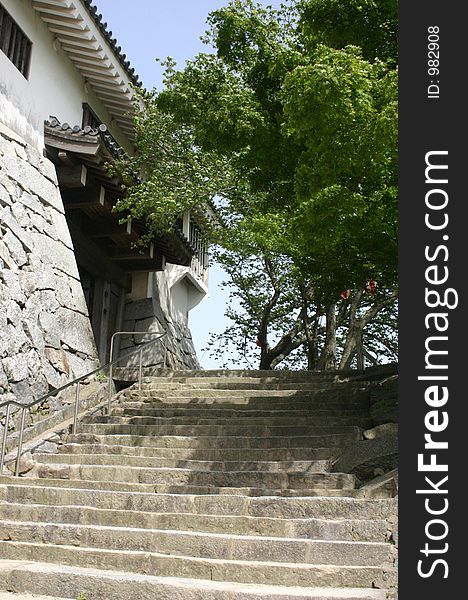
[61,185,109,210]
[87,218,139,241]
[113,256,165,272]
[56,164,87,188]
[107,242,155,261]
[67,221,132,291]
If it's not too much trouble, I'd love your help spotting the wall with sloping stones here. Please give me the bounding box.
[0,123,99,430]
[119,292,200,371]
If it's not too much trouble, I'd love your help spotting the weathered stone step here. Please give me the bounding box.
[0,541,393,588]
[33,454,333,473]
[0,594,70,600]
[142,369,360,380]
[33,464,356,490]
[132,388,368,399]
[59,443,337,462]
[0,483,397,520]
[114,406,369,418]
[66,432,361,449]
[77,423,363,438]
[136,381,367,391]
[0,560,388,600]
[0,504,389,542]
[94,415,371,428]
[0,477,360,498]
[0,592,70,600]
[0,521,392,566]
[135,397,369,409]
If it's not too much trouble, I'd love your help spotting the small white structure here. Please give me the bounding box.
[0,0,209,407]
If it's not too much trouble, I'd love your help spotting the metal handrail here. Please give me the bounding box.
[0,330,167,476]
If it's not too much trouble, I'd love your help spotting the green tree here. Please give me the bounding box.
[114,0,398,368]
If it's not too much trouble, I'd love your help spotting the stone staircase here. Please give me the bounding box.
[0,370,397,599]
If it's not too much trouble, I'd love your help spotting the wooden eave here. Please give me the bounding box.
[44,120,194,271]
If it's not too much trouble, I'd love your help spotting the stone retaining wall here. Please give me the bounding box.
[119,296,200,371]
[0,124,99,427]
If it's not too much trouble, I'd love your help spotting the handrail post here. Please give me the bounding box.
[138,348,143,390]
[0,404,11,473]
[72,382,80,435]
[108,333,116,413]
[15,407,27,477]
[163,339,167,369]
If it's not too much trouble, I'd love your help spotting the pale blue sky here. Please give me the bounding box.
[94,0,280,367]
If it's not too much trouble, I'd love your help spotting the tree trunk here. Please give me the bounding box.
[340,324,361,369]
[339,288,398,370]
[259,346,273,370]
[317,304,337,370]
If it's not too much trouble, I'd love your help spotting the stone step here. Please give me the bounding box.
[0,504,390,542]
[0,542,394,588]
[134,398,369,409]
[0,560,388,600]
[59,443,337,462]
[136,382,367,391]
[141,369,360,380]
[0,477,360,498]
[0,483,397,520]
[0,521,393,566]
[93,415,371,428]
[79,417,360,438]
[131,388,368,399]
[66,432,361,449]
[0,593,70,600]
[33,454,333,473]
[113,406,370,418]
[33,464,356,490]
[76,423,363,439]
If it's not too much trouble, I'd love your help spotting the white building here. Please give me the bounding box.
[0,0,209,405]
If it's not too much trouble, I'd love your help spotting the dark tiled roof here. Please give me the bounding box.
[82,0,143,88]
[46,116,125,159]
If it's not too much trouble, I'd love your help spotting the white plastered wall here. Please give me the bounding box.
[0,0,131,151]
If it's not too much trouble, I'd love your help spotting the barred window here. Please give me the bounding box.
[82,103,102,130]
[0,4,32,78]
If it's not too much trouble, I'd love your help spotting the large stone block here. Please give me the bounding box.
[2,354,29,383]
[57,308,97,358]
[18,191,46,217]
[0,183,11,207]
[123,299,154,322]
[2,230,27,267]
[10,201,31,229]
[17,271,38,298]
[38,312,61,349]
[9,379,34,404]
[0,240,16,270]
[45,205,74,251]
[1,154,63,213]
[29,232,79,279]
[0,206,33,253]
[44,347,71,375]
[5,323,31,356]
[333,436,398,482]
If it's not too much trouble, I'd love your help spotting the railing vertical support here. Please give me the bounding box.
[0,404,11,473]
[138,349,143,390]
[163,340,167,369]
[72,382,80,435]
[15,407,27,477]
[108,334,116,413]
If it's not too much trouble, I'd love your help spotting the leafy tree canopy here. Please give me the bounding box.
[115,0,397,302]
